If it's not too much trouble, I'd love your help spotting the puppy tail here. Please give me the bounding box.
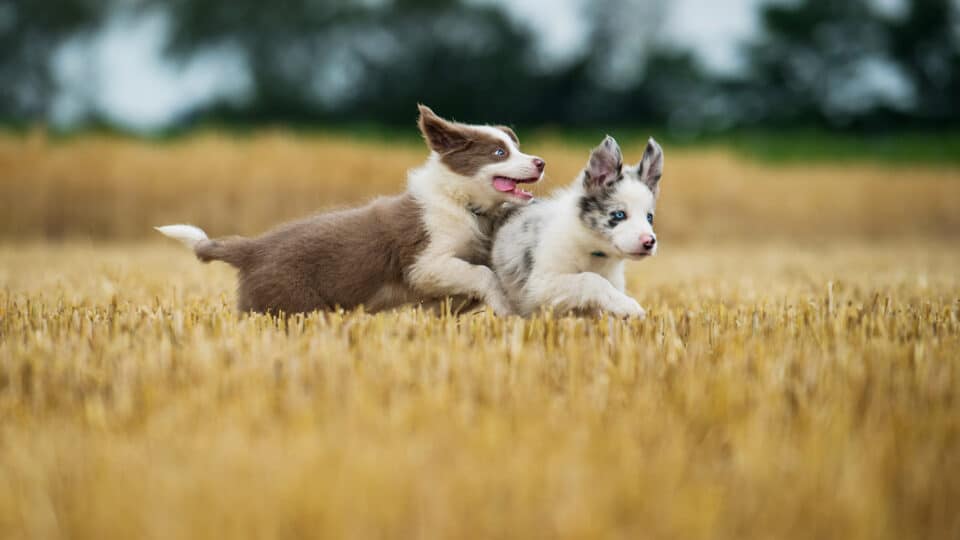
[155,224,208,248]
[155,224,254,268]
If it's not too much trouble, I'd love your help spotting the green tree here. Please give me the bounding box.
[0,0,106,120]
[739,0,960,129]
[152,0,540,125]
[887,0,960,124]
[741,0,891,126]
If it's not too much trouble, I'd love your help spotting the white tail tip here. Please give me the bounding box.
[155,224,208,248]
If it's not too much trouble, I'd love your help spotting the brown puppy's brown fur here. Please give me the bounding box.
[195,194,430,314]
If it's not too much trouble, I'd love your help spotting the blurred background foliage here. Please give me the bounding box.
[1,0,958,135]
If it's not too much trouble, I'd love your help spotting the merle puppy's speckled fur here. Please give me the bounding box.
[577,140,662,237]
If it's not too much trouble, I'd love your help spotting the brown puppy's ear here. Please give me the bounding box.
[495,125,519,146]
[418,104,469,154]
[583,135,623,192]
[636,137,664,196]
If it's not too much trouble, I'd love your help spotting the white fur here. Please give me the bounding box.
[155,224,208,248]
[606,180,659,256]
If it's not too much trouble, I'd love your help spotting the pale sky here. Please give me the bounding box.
[51,0,765,131]
[490,0,762,72]
[662,0,763,73]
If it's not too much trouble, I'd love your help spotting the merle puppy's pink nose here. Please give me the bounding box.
[641,235,656,250]
[533,158,546,173]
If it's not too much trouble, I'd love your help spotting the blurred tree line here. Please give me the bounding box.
[1,0,958,131]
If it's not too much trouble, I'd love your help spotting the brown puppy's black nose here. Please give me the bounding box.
[533,158,546,173]
[642,236,656,250]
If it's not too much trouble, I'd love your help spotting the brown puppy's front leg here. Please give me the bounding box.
[408,255,514,316]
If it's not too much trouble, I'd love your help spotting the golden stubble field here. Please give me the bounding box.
[1,132,959,539]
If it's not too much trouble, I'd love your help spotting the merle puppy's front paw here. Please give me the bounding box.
[604,296,646,320]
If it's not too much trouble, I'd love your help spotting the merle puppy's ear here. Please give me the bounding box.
[583,135,623,191]
[418,104,469,154]
[637,137,664,196]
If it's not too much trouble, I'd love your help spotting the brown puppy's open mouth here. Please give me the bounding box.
[493,176,539,200]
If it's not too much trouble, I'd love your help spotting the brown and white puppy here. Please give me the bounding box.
[156,105,545,315]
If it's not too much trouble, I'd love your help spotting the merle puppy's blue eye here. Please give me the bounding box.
[612,211,627,221]
[647,213,654,225]
[494,148,506,157]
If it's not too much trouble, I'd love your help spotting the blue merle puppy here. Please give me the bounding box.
[491,135,664,317]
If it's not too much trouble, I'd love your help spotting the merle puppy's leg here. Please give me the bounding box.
[526,272,645,319]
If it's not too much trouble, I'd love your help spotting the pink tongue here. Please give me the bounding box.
[493,178,518,192]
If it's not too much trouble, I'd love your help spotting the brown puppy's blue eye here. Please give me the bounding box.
[494,148,506,157]
[611,211,626,221]
[647,213,654,225]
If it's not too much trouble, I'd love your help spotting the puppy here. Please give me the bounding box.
[492,135,663,318]
[157,105,545,315]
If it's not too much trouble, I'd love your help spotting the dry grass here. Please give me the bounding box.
[1,130,959,242]
[0,132,959,539]
[2,242,959,539]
